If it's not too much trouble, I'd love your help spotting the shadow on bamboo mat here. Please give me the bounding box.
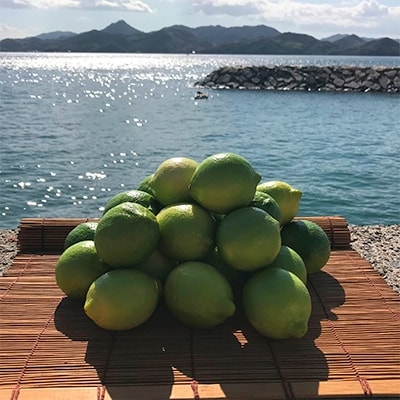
[53,272,344,400]
[0,217,399,400]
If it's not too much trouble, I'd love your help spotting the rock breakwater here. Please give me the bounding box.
[195,65,400,93]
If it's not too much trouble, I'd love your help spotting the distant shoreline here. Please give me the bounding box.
[1,21,399,56]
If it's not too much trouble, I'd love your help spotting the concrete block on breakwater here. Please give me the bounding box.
[195,65,400,93]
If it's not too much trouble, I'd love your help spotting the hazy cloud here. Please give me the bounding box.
[191,0,400,33]
[0,0,153,11]
[0,23,35,38]
[193,0,262,17]
[356,0,387,17]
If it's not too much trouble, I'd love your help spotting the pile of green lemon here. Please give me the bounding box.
[55,152,331,339]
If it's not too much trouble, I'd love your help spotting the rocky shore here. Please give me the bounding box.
[0,225,398,294]
[195,65,400,93]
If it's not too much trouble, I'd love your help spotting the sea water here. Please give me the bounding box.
[0,53,399,228]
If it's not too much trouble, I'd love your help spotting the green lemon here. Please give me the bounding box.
[251,190,282,224]
[189,152,261,214]
[64,221,98,249]
[102,189,161,215]
[94,202,160,269]
[137,174,156,196]
[216,207,281,271]
[265,245,307,284]
[135,247,178,282]
[164,261,236,328]
[56,240,109,300]
[149,157,199,206]
[257,180,302,225]
[156,203,216,262]
[84,269,159,331]
[280,219,331,274]
[204,247,248,294]
[243,267,312,339]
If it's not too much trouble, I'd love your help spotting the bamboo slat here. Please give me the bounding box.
[17,216,351,253]
[1,223,399,399]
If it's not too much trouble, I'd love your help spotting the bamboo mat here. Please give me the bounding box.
[16,216,351,253]
[0,217,399,400]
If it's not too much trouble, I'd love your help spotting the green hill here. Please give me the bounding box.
[0,20,398,56]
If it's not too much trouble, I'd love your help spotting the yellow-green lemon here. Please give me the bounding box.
[149,157,198,206]
[189,152,261,214]
[156,203,216,261]
[84,269,159,331]
[257,180,302,225]
[94,202,159,269]
[216,207,281,271]
[56,240,109,300]
[243,267,312,339]
[164,261,236,328]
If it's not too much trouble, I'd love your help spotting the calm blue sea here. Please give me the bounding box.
[1,53,399,228]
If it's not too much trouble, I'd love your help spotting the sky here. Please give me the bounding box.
[0,0,399,41]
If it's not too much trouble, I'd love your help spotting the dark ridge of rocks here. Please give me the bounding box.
[195,65,400,93]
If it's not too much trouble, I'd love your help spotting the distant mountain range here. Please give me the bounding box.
[1,20,399,56]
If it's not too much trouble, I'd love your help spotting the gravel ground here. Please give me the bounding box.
[348,224,400,294]
[0,225,399,294]
[0,229,18,276]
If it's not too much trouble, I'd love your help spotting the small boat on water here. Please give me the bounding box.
[195,91,208,100]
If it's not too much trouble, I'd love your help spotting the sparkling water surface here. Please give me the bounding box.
[1,53,399,228]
